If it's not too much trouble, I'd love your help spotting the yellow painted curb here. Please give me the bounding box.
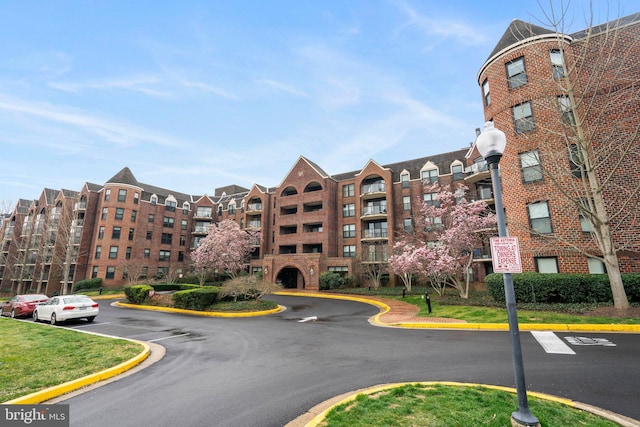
[115,301,285,317]
[4,338,150,404]
[303,381,639,427]
[273,291,640,333]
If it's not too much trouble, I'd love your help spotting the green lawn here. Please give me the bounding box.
[391,294,640,324]
[321,383,619,427]
[0,318,143,402]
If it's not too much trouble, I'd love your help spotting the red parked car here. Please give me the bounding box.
[1,294,49,318]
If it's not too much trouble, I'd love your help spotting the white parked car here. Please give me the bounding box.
[33,295,99,325]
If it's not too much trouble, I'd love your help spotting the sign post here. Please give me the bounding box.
[490,236,522,273]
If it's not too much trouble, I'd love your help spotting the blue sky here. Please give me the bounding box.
[2,0,639,206]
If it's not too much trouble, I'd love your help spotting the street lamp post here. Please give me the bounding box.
[476,121,539,427]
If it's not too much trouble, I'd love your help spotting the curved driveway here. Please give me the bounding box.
[54,295,639,427]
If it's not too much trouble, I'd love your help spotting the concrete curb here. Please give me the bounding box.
[275,291,640,333]
[289,382,640,427]
[4,332,151,405]
[114,300,285,317]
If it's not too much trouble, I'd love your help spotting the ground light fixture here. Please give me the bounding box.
[475,121,540,427]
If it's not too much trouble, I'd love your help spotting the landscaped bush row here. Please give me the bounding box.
[150,283,200,292]
[124,284,154,304]
[73,278,103,292]
[172,287,220,310]
[486,273,640,304]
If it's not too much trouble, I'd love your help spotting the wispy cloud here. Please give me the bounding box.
[48,75,169,97]
[0,94,186,148]
[393,0,489,48]
[256,79,307,98]
[179,80,240,100]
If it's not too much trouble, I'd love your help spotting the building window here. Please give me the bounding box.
[506,56,527,88]
[161,233,173,245]
[527,201,552,234]
[151,195,157,205]
[104,188,111,201]
[106,266,115,279]
[421,169,438,184]
[134,192,139,204]
[558,96,575,125]
[343,245,356,257]
[451,164,463,181]
[550,49,565,79]
[512,101,534,133]
[141,266,148,278]
[342,183,355,198]
[228,203,236,214]
[180,235,186,246]
[343,203,355,217]
[343,224,355,238]
[519,150,543,183]
[401,173,410,188]
[587,258,606,274]
[163,217,175,228]
[92,266,99,279]
[126,247,132,260]
[146,231,152,240]
[148,214,154,223]
[144,248,150,258]
[579,199,594,233]
[482,78,491,106]
[178,252,185,262]
[535,257,558,273]
[569,144,585,178]
[181,219,188,230]
[98,226,105,239]
[101,208,108,220]
[95,246,102,259]
[403,196,411,211]
[423,192,439,207]
[109,246,118,259]
[196,206,212,217]
[112,226,121,239]
[159,250,171,261]
[404,218,413,233]
[128,228,135,241]
[131,210,137,222]
[115,208,124,220]
[118,189,127,202]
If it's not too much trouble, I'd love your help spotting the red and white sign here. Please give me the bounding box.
[490,237,522,273]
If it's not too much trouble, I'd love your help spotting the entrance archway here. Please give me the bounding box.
[277,267,305,289]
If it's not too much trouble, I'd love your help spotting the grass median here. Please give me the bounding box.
[0,318,143,402]
[319,383,620,427]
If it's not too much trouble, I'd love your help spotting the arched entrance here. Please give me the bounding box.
[276,267,305,289]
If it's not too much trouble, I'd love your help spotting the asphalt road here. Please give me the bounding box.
[55,295,640,427]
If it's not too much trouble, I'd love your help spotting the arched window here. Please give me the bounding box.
[281,186,298,196]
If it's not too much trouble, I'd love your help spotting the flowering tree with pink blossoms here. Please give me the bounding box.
[190,219,256,281]
[390,184,496,298]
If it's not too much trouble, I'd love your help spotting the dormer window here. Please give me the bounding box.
[150,195,158,205]
[400,172,410,188]
[421,169,438,184]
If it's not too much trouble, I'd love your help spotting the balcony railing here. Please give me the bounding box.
[362,229,388,239]
[472,247,492,260]
[361,183,386,195]
[247,203,262,212]
[362,206,387,216]
[465,161,488,174]
[247,221,261,229]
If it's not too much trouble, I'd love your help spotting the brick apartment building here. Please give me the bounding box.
[1,149,489,294]
[2,13,639,296]
[473,13,640,274]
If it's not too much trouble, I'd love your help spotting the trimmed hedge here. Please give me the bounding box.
[172,287,220,311]
[73,278,103,292]
[151,283,200,292]
[124,285,154,304]
[486,272,640,304]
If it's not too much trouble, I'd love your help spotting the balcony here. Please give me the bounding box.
[464,161,490,184]
[246,203,263,213]
[361,206,387,220]
[472,247,493,261]
[74,202,87,211]
[362,229,388,240]
[361,182,386,200]
[193,226,210,235]
[246,220,261,229]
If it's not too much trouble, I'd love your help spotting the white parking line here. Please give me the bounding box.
[149,333,190,342]
[531,331,576,354]
[71,322,110,329]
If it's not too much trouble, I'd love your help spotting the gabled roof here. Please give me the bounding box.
[214,185,250,197]
[487,19,555,60]
[106,167,140,187]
